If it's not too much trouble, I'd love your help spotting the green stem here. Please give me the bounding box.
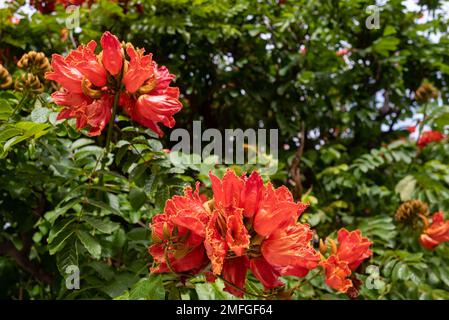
[9,92,29,120]
[98,90,121,186]
[416,102,428,147]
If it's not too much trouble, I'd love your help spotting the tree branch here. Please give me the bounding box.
[0,239,54,285]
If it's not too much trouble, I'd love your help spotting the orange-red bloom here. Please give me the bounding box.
[320,228,372,293]
[46,31,182,137]
[149,183,209,274]
[320,255,353,293]
[419,212,449,249]
[417,130,446,148]
[336,228,373,271]
[204,170,319,295]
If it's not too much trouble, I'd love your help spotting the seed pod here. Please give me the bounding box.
[415,83,439,104]
[14,73,44,94]
[0,64,13,89]
[17,51,51,77]
[395,200,429,226]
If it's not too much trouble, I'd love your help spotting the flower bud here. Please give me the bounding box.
[17,51,51,77]
[415,82,439,104]
[328,238,338,255]
[0,64,12,89]
[395,200,429,225]
[14,73,44,94]
[319,239,328,255]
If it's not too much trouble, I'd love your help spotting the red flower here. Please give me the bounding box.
[67,40,107,87]
[249,257,284,289]
[122,44,154,94]
[120,44,182,136]
[261,224,320,277]
[320,255,353,293]
[336,48,350,57]
[221,256,249,297]
[407,125,416,133]
[336,228,373,270]
[46,32,182,137]
[417,130,445,148]
[204,170,319,295]
[253,183,308,237]
[320,228,372,293]
[149,183,209,274]
[420,212,449,249]
[46,54,84,93]
[100,32,123,76]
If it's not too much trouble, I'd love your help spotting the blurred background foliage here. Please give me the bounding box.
[0,0,448,299]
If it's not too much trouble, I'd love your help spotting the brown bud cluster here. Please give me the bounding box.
[14,73,44,94]
[0,64,13,89]
[17,51,51,77]
[395,200,429,225]
[415,83,439,104]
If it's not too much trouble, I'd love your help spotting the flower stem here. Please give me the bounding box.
[98,89,121,186]
[416,102,429,147]
[9,92,29,120]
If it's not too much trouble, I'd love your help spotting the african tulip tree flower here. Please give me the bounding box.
[419,212,449,249]
[204,170,319,295]
[45,31,182,137]
[417,130,445,149]
[320,228,372,293]
[149,183,209,274]
[148,169,373,298]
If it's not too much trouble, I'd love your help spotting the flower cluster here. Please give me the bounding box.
[320,229,372,293]
[417,130,446,149]
[45,31,182,137]
[419,212,449,249]
[149,183,209,274]
[149,169,373,297]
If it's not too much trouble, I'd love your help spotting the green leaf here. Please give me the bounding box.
[56,236,79,275]
[84,216,120,234]
[30,107,50,123]
[48,225,75,255]
[395,175,416,201]
[129,188,147,210]
[128,275,166,300]
[77,230,102,259]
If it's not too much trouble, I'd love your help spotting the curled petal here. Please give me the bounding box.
[210,170,244,209]
[261,223,320,273]
[240,171,264,218]
[51,90,92,107]
[67,40,107,87]
[149,244,207,274]
[254,183,308,237]
[250,257,284,289]
[45,54,83,93]
[123,44,153,93]
[222,256,249,298]
[320,255,353,293]
[225,208,250,256]
[204,211,228,275]
[336,228,373,270]
[84,95,112,136]
[127,92,182,136]
[420,212,449,249]
[101,31,123,76]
